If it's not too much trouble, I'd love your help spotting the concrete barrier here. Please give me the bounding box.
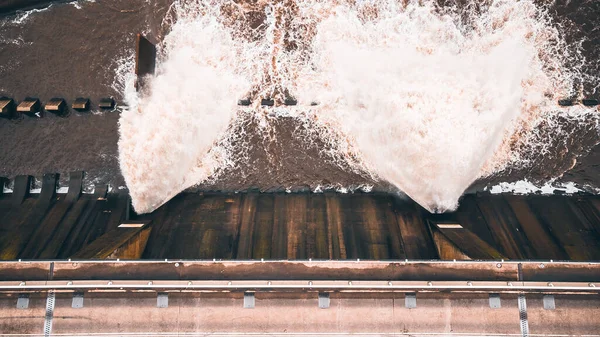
[71,97,90,111]
[135,34,156,91]
[0,97,16,119]
[0,97,121,118]
[45,98,67,116]
[98,97,115,110]
[17,97,41,117]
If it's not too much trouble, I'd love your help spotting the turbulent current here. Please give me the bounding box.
[118,0,600,214]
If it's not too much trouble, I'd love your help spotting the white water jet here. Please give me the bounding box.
[119,11,251,213]
[293,0,590,212]
[118,0,598,214]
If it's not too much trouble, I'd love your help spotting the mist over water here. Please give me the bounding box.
[118,0,600,214]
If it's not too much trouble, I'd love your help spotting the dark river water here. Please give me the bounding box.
[0,0,598,200]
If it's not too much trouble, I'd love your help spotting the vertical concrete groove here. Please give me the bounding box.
[48,262,54,280]
[43,290,55,337]
[518,294,529,337]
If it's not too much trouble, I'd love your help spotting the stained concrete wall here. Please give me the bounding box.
[1,292,599,335]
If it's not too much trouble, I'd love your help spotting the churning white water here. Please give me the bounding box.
[119,11,252,213]
[119,0,598,214]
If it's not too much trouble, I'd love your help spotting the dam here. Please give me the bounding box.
[2,172,600,261]
[0,171,600,335]
[1,0,600,336]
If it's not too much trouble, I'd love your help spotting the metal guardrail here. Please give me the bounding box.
[1,279,598,293]
[0,259,598,294]
[3,258,599,265]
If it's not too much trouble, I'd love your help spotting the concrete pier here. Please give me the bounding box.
[135,34,156,91]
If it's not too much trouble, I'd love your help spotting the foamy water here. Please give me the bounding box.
[487,179,582,195]
[119,0,599,214]
[10,5,53,25]
[119,9,253,213]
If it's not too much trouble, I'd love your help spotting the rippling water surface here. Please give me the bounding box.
[0,0,599,213]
